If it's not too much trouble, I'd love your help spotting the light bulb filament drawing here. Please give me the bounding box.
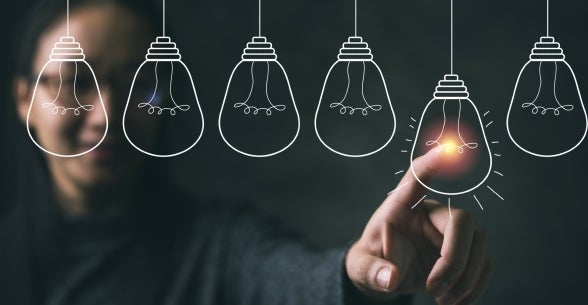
[425,99,479,154]
[41,61,94,116]
[521,61,574,116]
[329,61,382,116]
[233,61,286,116]
[137,61,190,116]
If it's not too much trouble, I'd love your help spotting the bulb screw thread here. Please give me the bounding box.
[530,36,565,61]
[146,36,182,61]
[50,36,85,61]
[434,74,470,99]
[242,36,277,61]
[337,36,373,61]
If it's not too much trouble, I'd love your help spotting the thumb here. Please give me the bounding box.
[346,244,401,293]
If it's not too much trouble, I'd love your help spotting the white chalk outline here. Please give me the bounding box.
[409,0,493,196]
[218,1,300,158]
[25,0,107,157]
[410,95,493,196]
[314,0,396,158]
[506,0,588,158]
[122,0,204,157]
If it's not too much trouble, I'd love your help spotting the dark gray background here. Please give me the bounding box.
[2,1,587,304]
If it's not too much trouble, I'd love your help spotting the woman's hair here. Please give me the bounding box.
[14,0,162,77]
[4,0,173,214]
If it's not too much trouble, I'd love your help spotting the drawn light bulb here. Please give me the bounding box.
[218,37,300,157]
[123,37,204,157]
[26,36,108,157]
[411,74,492,196]
[507,36,588,157]
[314,36,396,157]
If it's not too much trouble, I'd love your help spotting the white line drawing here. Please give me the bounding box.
[424,98,479,154]
[314,0,396,158]
[394,170,404,175]
[507,0,588,158]
[485,121,494,128]
[233,62,286,116]
[409,0,494,197]
[26,0,108,158]
[493,170,504,177]
[137,62,190,116]
[41,62,94,115]
[218,0,300,158]
[411,195,427,210]
[387,181,408,196]
[487,186,504,201]
[473,195,484,210]
[123,0,205,158]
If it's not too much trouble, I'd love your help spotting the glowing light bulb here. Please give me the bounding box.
[26,36,108,157]
[218,36,300,157]
[507,36,588,157]
[411,74,492,196]
[123,36,204,157]
[314,36,396,157]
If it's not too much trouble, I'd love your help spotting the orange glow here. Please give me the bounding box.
[441,138,459,155]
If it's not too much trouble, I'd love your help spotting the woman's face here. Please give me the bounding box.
[16,3,159,190]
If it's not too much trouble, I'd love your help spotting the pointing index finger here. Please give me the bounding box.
[384,148,444,214]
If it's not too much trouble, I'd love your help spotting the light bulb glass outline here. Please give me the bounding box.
[218,48,301,158]
[314,56,396,158]
[26,36,109,158]
[122,54,205,158]
[506,57,588,158]
[410,76,493,197]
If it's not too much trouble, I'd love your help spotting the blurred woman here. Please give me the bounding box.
[1,0,490,304]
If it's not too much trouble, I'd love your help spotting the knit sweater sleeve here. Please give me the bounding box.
[218,206,414,305]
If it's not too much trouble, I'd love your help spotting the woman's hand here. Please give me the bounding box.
[345,149,491,305]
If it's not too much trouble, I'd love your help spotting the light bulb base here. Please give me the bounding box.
[146,36,182,61]
[433,74,470,99]
[50,36,85,61]
[337,36,373,61]
[241,36,277,61]
[530,36,565,61]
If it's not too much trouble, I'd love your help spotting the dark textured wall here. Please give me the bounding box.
[2,1,588,304]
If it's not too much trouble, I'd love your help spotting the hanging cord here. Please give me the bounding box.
[67,0,69,36]
[546,0,549,36]
[450,0,453,74]
[258,0,261,36]
[355,0,357,36]
[163,0,166,36]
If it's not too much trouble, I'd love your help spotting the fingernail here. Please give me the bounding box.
[376,267,391,290]
[430,281,449,298]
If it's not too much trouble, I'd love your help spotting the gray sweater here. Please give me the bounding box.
[0,189,414,305]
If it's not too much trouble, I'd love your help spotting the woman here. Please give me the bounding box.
[2,0,490,304]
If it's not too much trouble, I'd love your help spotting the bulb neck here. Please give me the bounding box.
[530,36,565,61]
[337,36,373,61]
[50,36,85,61]
[241,36,277,61]
[146,36,182,61]
[433,74,470,99]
